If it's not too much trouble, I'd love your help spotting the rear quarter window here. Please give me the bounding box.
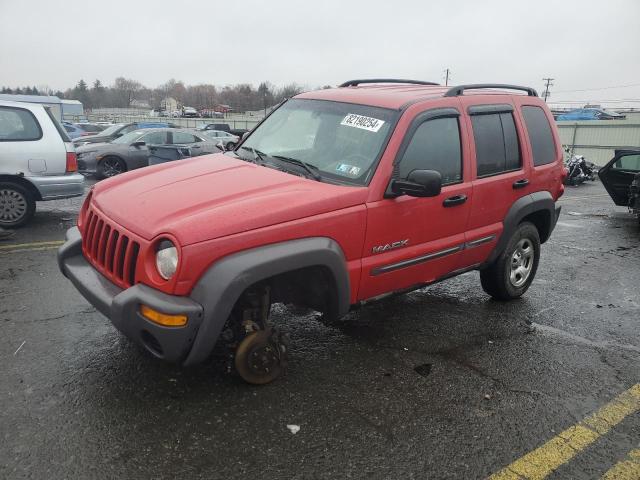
[522,106,556,166]
[0,106,43,141]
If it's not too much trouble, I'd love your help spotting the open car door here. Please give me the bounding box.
[598,149,640,206]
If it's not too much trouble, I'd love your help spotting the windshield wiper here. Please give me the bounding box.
[271,155,322,181]
[239,146,266,164]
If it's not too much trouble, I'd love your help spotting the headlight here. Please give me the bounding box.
[156,240,178,280]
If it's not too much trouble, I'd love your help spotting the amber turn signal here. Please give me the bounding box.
[140,305,187,327]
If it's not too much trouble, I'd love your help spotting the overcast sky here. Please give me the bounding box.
[1,0,639,107]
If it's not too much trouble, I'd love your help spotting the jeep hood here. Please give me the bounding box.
[91,154,368,245]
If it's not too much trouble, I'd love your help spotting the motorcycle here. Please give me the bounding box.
[563,147,598,185]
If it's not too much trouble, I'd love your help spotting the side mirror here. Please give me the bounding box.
[391,169,442,197]
[215,141,225,151]
[131,141,146,147]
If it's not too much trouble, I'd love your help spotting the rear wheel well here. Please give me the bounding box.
[0,175,42,201]
[520,210,551,243]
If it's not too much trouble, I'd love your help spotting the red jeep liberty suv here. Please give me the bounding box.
[59,80,564,384]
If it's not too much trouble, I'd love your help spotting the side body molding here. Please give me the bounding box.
[184,237,350,366]
[484,191,558,266]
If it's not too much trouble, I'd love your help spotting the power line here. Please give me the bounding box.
[553,82,640,94]
[542,77,554,102]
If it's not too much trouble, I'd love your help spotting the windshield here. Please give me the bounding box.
[240,99,398,185]
[100,124,125,136]
[112,130,144,144]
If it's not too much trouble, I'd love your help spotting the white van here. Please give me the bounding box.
[0,100,84,227]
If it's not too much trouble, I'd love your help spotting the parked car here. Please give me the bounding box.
[0,100,84,227]
[599,148,640,224]
[182,106,199,118]
[556,108,626,121]
[76,128,219,179]
[75,123,106,134]
[62,121,88,140]
[59,80,564,384]
[199,129,239,149]
[73,122,176,146]
[198,122,249,138]
[199,109,224,119]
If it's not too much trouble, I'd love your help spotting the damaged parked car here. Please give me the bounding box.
[76,128,220,179]
[599,148,640,225]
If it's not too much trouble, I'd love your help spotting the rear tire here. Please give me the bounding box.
[97,156,126,179]
[480,222,540,301]
[0,181,36,228]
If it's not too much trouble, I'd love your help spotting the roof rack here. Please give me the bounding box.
[444,84,538,97]
[339,79,440,88]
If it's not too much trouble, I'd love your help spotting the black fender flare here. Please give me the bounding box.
[484,191,558,266]
[183,237,350,366]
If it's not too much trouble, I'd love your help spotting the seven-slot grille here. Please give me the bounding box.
[82,207,140,289]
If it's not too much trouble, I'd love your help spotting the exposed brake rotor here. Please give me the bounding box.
[234,327,290,385]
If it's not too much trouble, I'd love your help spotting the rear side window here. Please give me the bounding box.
[0,106,43,141]
[398,117,462,185]
[522,106,556,166]
[172,131,198,144]
[471,112,521,177]
[44,107,71,142]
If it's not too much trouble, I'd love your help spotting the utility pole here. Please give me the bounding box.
[542,77,554,102]
[444,68,451,86]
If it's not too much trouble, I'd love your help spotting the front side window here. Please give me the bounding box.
[0,106,42,141]
[471,112,521,177]
[613,154,640,171]
[397,117,462,185]
[240,98,398,185]
[522,106,556,166]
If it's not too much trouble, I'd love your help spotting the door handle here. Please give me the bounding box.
[513,179,529,189]
[443,194,467,207]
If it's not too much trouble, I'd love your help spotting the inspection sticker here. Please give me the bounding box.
[340,113,385,132]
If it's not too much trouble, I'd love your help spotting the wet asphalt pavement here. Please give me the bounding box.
[1,180,638,480]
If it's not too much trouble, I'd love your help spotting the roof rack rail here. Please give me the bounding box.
[339,79,440,88]
[444,84,538,97]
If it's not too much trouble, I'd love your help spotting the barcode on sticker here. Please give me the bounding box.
[340,114,385,132]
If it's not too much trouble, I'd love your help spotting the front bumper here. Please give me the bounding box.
[29,173,85,200]
[58,227,204,362]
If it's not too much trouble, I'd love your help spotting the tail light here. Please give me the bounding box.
[66,152,78,173]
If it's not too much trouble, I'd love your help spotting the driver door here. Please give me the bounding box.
[358,109,472,301]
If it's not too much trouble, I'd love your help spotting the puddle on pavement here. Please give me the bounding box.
[414,363,432,377]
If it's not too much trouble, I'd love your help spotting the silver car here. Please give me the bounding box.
[0,100,84,227]
[76,128,221,179]
[199,129,239,149]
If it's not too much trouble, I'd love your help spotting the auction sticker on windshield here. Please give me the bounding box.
[340,114,385,132]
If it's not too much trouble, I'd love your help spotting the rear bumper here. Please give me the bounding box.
[551,204,562,233]
[29,173,85,200]
[58,227,204,363]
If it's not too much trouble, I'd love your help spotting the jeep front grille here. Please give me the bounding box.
[82,207,140,288]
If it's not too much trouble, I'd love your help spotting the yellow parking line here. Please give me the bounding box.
[488,384,640,480]
[0,240,64,251]
[602,449,640,479]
